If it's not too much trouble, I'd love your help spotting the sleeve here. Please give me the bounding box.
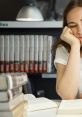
[54,46,69,68]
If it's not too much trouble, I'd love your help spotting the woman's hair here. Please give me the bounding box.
[53,0,82,53]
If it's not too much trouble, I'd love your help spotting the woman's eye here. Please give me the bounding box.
[68,24,77,28]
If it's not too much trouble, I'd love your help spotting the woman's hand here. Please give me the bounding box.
[60,26,80,46]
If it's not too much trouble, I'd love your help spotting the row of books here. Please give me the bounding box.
[0,72,28,117]
[0,34,54,73]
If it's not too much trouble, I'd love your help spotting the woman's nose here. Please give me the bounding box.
[77,25,82,35]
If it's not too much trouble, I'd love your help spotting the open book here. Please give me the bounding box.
[58,99,82,114]
[24,94,58,112]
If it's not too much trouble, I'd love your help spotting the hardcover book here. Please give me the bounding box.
[0,87,22,102]
[0,72,28,90]
[0,35,5,72]
[9,35,14,72]
[0,93,24,110]
[19,35,25,72]
[24,35,30,72]
[24,94,58,112]
[4,35,10,72]
[0,100,26,117]
[14,35,19,72]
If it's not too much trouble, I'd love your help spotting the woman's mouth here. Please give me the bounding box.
[78,37,82,40]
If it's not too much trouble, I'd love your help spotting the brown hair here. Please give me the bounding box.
[53,0,82,54]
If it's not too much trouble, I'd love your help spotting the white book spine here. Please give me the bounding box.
[0,73,28,90]
[9,35,14,72]
[38,35,43,72]
[29,35,34,72]
[24,35,29,72]
[47,36,53,73]
[14,35,19,72]
[19,35,25,72]
[43,35,48,72]
[0,35,4,72]
[34,35,38,72]
[4,35,10,72]
[0,101,26,117]
[8,73,28,89]
[0,87,22,102]
[0,93,24,110]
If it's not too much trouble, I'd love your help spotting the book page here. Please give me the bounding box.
[58,99,82,114]
[24,94,58,112]
[24,94,36,101]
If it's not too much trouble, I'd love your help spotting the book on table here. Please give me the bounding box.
[0,100,27,117]
[24,94,58,112]
[0,72,28,90]
[0,86,22,102]
[0,93,24,110]
[57,99,82,114]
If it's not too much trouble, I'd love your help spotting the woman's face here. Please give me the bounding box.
[67,7,82,44]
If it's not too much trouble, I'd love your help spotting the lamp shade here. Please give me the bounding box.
[16,5,44,21]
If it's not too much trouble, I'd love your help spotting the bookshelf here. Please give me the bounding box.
[0,21,63,28]
[0,21,62,76]
[0,21,62,99]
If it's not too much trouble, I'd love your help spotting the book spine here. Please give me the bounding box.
[29,35,34,72]
[8,86,22,101]
[43,35,48,72]
[24,35,29,72]
[0,73,28,90]
[0,87,22,102]
[0,101,26,117]
[34,35,38,72]
[0,94,24,111]
[4,35,10,72]
[0,74,8,90]
[0,35,4,73]
[9,35,14,72]
[47,36,53,73]
[38,35,43,72]
[14,35,19,72]
[19,35,25,72]
[8,73,28,89]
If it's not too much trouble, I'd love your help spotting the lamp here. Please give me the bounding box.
[16,0,44,21]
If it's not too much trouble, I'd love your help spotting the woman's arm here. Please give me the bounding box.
[56,27,80,99]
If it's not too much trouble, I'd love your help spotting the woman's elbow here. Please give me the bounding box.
[56,87,76,100]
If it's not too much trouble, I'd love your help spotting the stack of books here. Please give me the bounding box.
[0,72,28,117]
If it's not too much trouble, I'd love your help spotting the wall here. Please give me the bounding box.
[0,0,23,20]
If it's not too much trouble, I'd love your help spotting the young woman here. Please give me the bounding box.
[54,0,82,99]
